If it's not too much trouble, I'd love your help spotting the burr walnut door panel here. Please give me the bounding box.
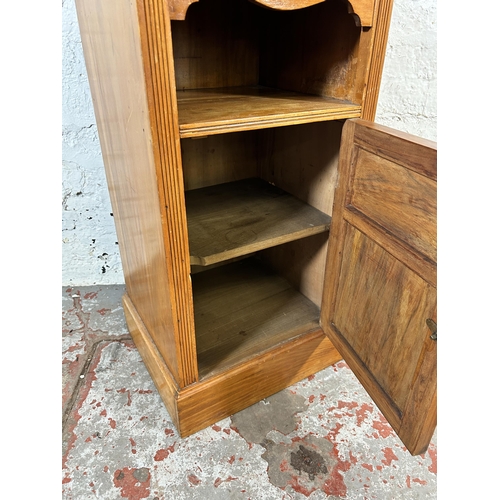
[321,119,437,455]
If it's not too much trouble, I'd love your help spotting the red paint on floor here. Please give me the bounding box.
[289,474,316,497]
[113,468,151,499]
[62,287,437,499]
[214,476,238,488]
[188,474,201,486]
[413,477,427,485]
[427,443,438,474]
[381,447,398,467]
[324,424,356,497]
[62,347,101,472]
[154,449,169,461]
[154,445,175,462]
[322,474,346,498]
[372,416,395,438]
[355,403,373,425]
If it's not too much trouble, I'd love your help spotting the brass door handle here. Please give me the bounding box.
[426,318,437,340]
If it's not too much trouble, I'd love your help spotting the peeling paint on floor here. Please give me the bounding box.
[62,285,130,417]
[262,435,340,497]
[62,286,437,499]
[230,391,308,444]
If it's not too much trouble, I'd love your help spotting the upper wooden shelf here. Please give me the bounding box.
[177,86,361,138]
[185,178,331,266]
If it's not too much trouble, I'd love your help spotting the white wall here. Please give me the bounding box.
[61,0,437,286]
[62,0,124,285]
[376,0,437,141]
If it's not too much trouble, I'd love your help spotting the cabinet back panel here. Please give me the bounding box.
[171,0,260,90]
[171,0,361,100]
[259,1,361,101]
[181,132,259,191]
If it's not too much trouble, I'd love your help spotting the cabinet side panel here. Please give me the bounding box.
[75,0,194,385]
[258,122,342,215]
[136,0,199,386]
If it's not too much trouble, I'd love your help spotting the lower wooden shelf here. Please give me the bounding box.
[192,257,321,379]
[185,178,331,266]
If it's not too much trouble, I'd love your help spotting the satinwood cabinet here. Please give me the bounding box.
[75,0,437,454]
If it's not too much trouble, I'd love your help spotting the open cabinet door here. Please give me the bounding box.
[321,119,437,456]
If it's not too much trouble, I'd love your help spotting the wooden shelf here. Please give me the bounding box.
[177,86,361,138]
[185,178,331,266]
[192,257,321,379]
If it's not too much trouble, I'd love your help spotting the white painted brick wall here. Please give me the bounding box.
[376,0,437,141]
[62,0,124,285]
[62,0,437,286]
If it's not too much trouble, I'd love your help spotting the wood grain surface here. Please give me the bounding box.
[185,178,331,266]
[137,0,198,386]
[360,0,394,119]
[177,87,361,137]
[331,225,436,413]
[171,0,392,118]
[122,294,180,430]
[258,0,361,102]
[181,132,259,191]
[177,329,342,436]
[75,0,189,384]
[257,120,343,306]
[349,147,437,262]
[321,119,437,455]
[192,257,322,378]
[171,0,259,89]
[170,0,375,26]
[77,0,396,439]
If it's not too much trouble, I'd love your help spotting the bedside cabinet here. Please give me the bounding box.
[75,0,436,455]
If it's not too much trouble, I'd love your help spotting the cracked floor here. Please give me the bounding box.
[62,286,437,499]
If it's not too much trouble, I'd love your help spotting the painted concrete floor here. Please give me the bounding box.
[62,286,437,499]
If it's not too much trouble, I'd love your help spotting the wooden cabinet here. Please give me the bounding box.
[75,0,436,455]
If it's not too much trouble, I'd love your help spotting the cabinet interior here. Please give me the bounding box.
[172,0,364,137]
[172,0,354,378]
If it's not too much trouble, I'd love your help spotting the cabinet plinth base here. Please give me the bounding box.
[123,292,342,438]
